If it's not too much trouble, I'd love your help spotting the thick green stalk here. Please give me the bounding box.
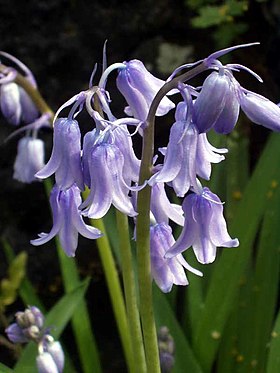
[91,216,134,373]
[116,210,147,373]
[136,62,207,373]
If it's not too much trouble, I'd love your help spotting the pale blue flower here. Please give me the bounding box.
[36,352,60,373]
[13,136,45,183]
[31,184,102,257]
[116,59,174,121]
[80,128,137,219]
[36,118,84,191]
[0,82,21,125]
[166,188,239,264]
[150,222,202,293]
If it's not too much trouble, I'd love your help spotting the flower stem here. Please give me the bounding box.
[90,216,134,373]
[136,61,207,373]
[116,210,147,373]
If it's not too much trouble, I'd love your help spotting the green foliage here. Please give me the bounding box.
[0,252,27,309]
[185,0,249,46]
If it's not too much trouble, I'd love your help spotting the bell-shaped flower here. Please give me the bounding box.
[36,117,84,191]
[13,136,45,183]
[45,340,64,373]
[116,59,175,121]
[0,82,21,125]
[80,130,137,219]
[36,352,59,373]
[31,184,102,257]
[150,182,184,226]
[239,90,280,131]
[150,222,202,293]
[193,70,239,133]
[149,119,199,197]
[166,187,239,264]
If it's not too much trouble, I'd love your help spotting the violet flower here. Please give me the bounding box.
[36,117,84,191]
[31,184,102,257]
[80,129,137,219]
[166,187,239,264]
[116,59,174,121]
[13,136,45,183]
[150,222,202,293]
[239,90,280,131]
[150,182,184,226]
[193,69,240,134]
[0,82,21,125]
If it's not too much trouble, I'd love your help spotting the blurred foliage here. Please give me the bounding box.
[184,0,260,47]
[0,252,27,309]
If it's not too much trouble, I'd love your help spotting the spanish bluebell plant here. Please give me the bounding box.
[1,41,280,373]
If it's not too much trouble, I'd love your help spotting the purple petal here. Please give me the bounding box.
[240,91,280,131]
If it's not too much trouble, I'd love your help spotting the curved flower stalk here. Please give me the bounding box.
[6,306,65,373]
[150,222,202,293]
[36,117,84,191]
[13,135,45,183]
[80,128,138,219]
[31,184,102,257]
[116,59,175,121]
[166,187,239,264]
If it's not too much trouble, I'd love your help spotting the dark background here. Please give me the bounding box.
[1,1,280,371]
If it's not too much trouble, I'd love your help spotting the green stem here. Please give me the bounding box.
[91,216,134,373]
[136,61,207,372]
[116,210,147,373]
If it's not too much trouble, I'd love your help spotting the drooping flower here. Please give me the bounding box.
[80,128,137,219]
[31,184,102,257]
[150,182,184,226]
[150,222,202,293]
[239,90,280,131]
[36,117,84,191]
[166,187,239,264]
[13,136,45,183]
[196,132,228,180]
[0,82,21,125]
[193,69,240,134]
[36,352,60,373]
[116,59,175,121]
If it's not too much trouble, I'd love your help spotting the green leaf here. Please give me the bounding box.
[0,362,13,373]
[153,286,203,373]
[14,279,90,373]
[193,133,280,371]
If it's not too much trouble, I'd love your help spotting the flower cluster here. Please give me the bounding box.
[5,306,64,373]
[2,43,280,292]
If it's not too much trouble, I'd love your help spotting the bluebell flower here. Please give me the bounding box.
[80,128,138,219]
[36,118,84,191]
[36,352,60,373]
[150,222,202,293]
[239,90,280,131]
[116,59,175,121]
[45,340,64,373]
[31,184,102,257]
[13,136,45,183]
[150,182,184,226]
[0,82,21,125]
[166,187,239,264]
[193,69,240,134]
[196,133,228,180]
